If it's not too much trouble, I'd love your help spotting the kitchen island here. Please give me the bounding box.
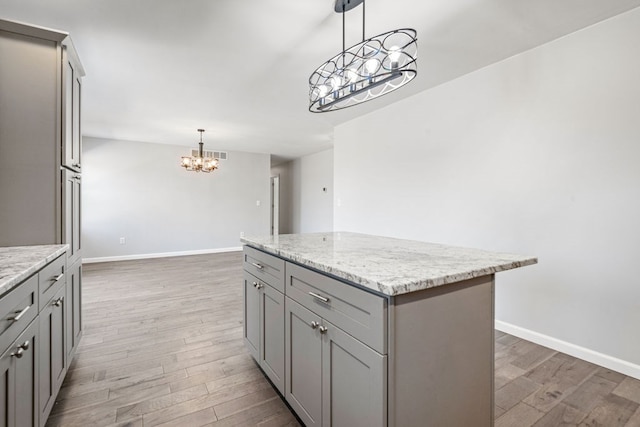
[241,232,537,427]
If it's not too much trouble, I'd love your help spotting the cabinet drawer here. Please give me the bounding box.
[0,274,38,355]
[286,262,387,354]
[38,254,66,311]
[243,246,285,293]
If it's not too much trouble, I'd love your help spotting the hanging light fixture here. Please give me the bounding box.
[180,129,219,173]
[309,0,417,113]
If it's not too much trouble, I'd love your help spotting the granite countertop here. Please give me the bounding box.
[241,232,537,296]
[0,245,68,296]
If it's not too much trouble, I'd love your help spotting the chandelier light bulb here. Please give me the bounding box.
[388,46,401,69]
[365,58,378,75]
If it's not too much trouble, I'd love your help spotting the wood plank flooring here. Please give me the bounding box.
[46,252,640,426]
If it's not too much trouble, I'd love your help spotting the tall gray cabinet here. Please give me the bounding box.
[0,18,84,425]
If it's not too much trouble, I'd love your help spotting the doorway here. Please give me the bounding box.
[270,175,279,235]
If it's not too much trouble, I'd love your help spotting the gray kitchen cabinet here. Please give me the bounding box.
[285,297,386,427]
[0,313,40,427]
[38,285,66,424]
[0,247,71,427]
[65,260,82,361]
[0,19,85,252]
[243,270,285,395]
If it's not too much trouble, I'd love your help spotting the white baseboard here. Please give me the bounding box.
[495,320,640,380]
[82,247,243,264]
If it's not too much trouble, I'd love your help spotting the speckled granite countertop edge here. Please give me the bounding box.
[0,245,68,297]
[241,232,537,296]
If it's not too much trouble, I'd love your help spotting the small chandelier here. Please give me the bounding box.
[309,0,417,113]
[180,129,219,173]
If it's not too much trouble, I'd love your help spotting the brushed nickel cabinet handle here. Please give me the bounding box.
[252,281,259,288]
[308,292,330,304]
[9,305,30,322]
[310,321,319,329]
[51,273,64,282]
[11,341,29,358]
[256,283,264,289]
[319,326,328,334]
[53,296,64,307]
[251,262,264,270]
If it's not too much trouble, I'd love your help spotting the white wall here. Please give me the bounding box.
[272,149,334,234]
[334,8,640,373]
[83,137,270,260]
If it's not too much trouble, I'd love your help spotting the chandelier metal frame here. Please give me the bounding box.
[180,129,219,173]
[309,0,417,113]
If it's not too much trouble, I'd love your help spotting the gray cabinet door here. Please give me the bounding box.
[321,320,387,427]
[14,319,39,427]
[62,169,81,266]
[243,272,260,361]
[62,47,82,172]
[0,317,39,427]
[39,286,66,424]
[285,298,322,427]
[65,259,82,360]
[260,283,284,395]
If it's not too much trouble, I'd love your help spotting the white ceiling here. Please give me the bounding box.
[2,0,640,160]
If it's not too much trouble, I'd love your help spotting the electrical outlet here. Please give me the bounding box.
[119,237,126,244]
[240,231,245,238]
[256,200,261,206]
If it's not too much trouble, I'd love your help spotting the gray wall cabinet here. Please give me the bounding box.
[244,245,495,426]
[0,18,84,267]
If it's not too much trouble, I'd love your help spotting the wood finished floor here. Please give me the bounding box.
[46,252,640,427]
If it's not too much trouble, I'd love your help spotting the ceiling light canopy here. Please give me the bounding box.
[180,129,219,173]
[309,0,417,113]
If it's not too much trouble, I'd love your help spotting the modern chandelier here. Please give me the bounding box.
[309,0,417,113]
[180,129,219,173]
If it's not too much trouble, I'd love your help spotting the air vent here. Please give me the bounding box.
[191,150,228,160]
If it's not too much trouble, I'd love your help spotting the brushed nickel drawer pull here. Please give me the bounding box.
[53,297,64,307]
[319,326,328,334]
[51,273,64,282]
[308,292,330,303]
[251,262,264,270]
[10,305,30,322]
